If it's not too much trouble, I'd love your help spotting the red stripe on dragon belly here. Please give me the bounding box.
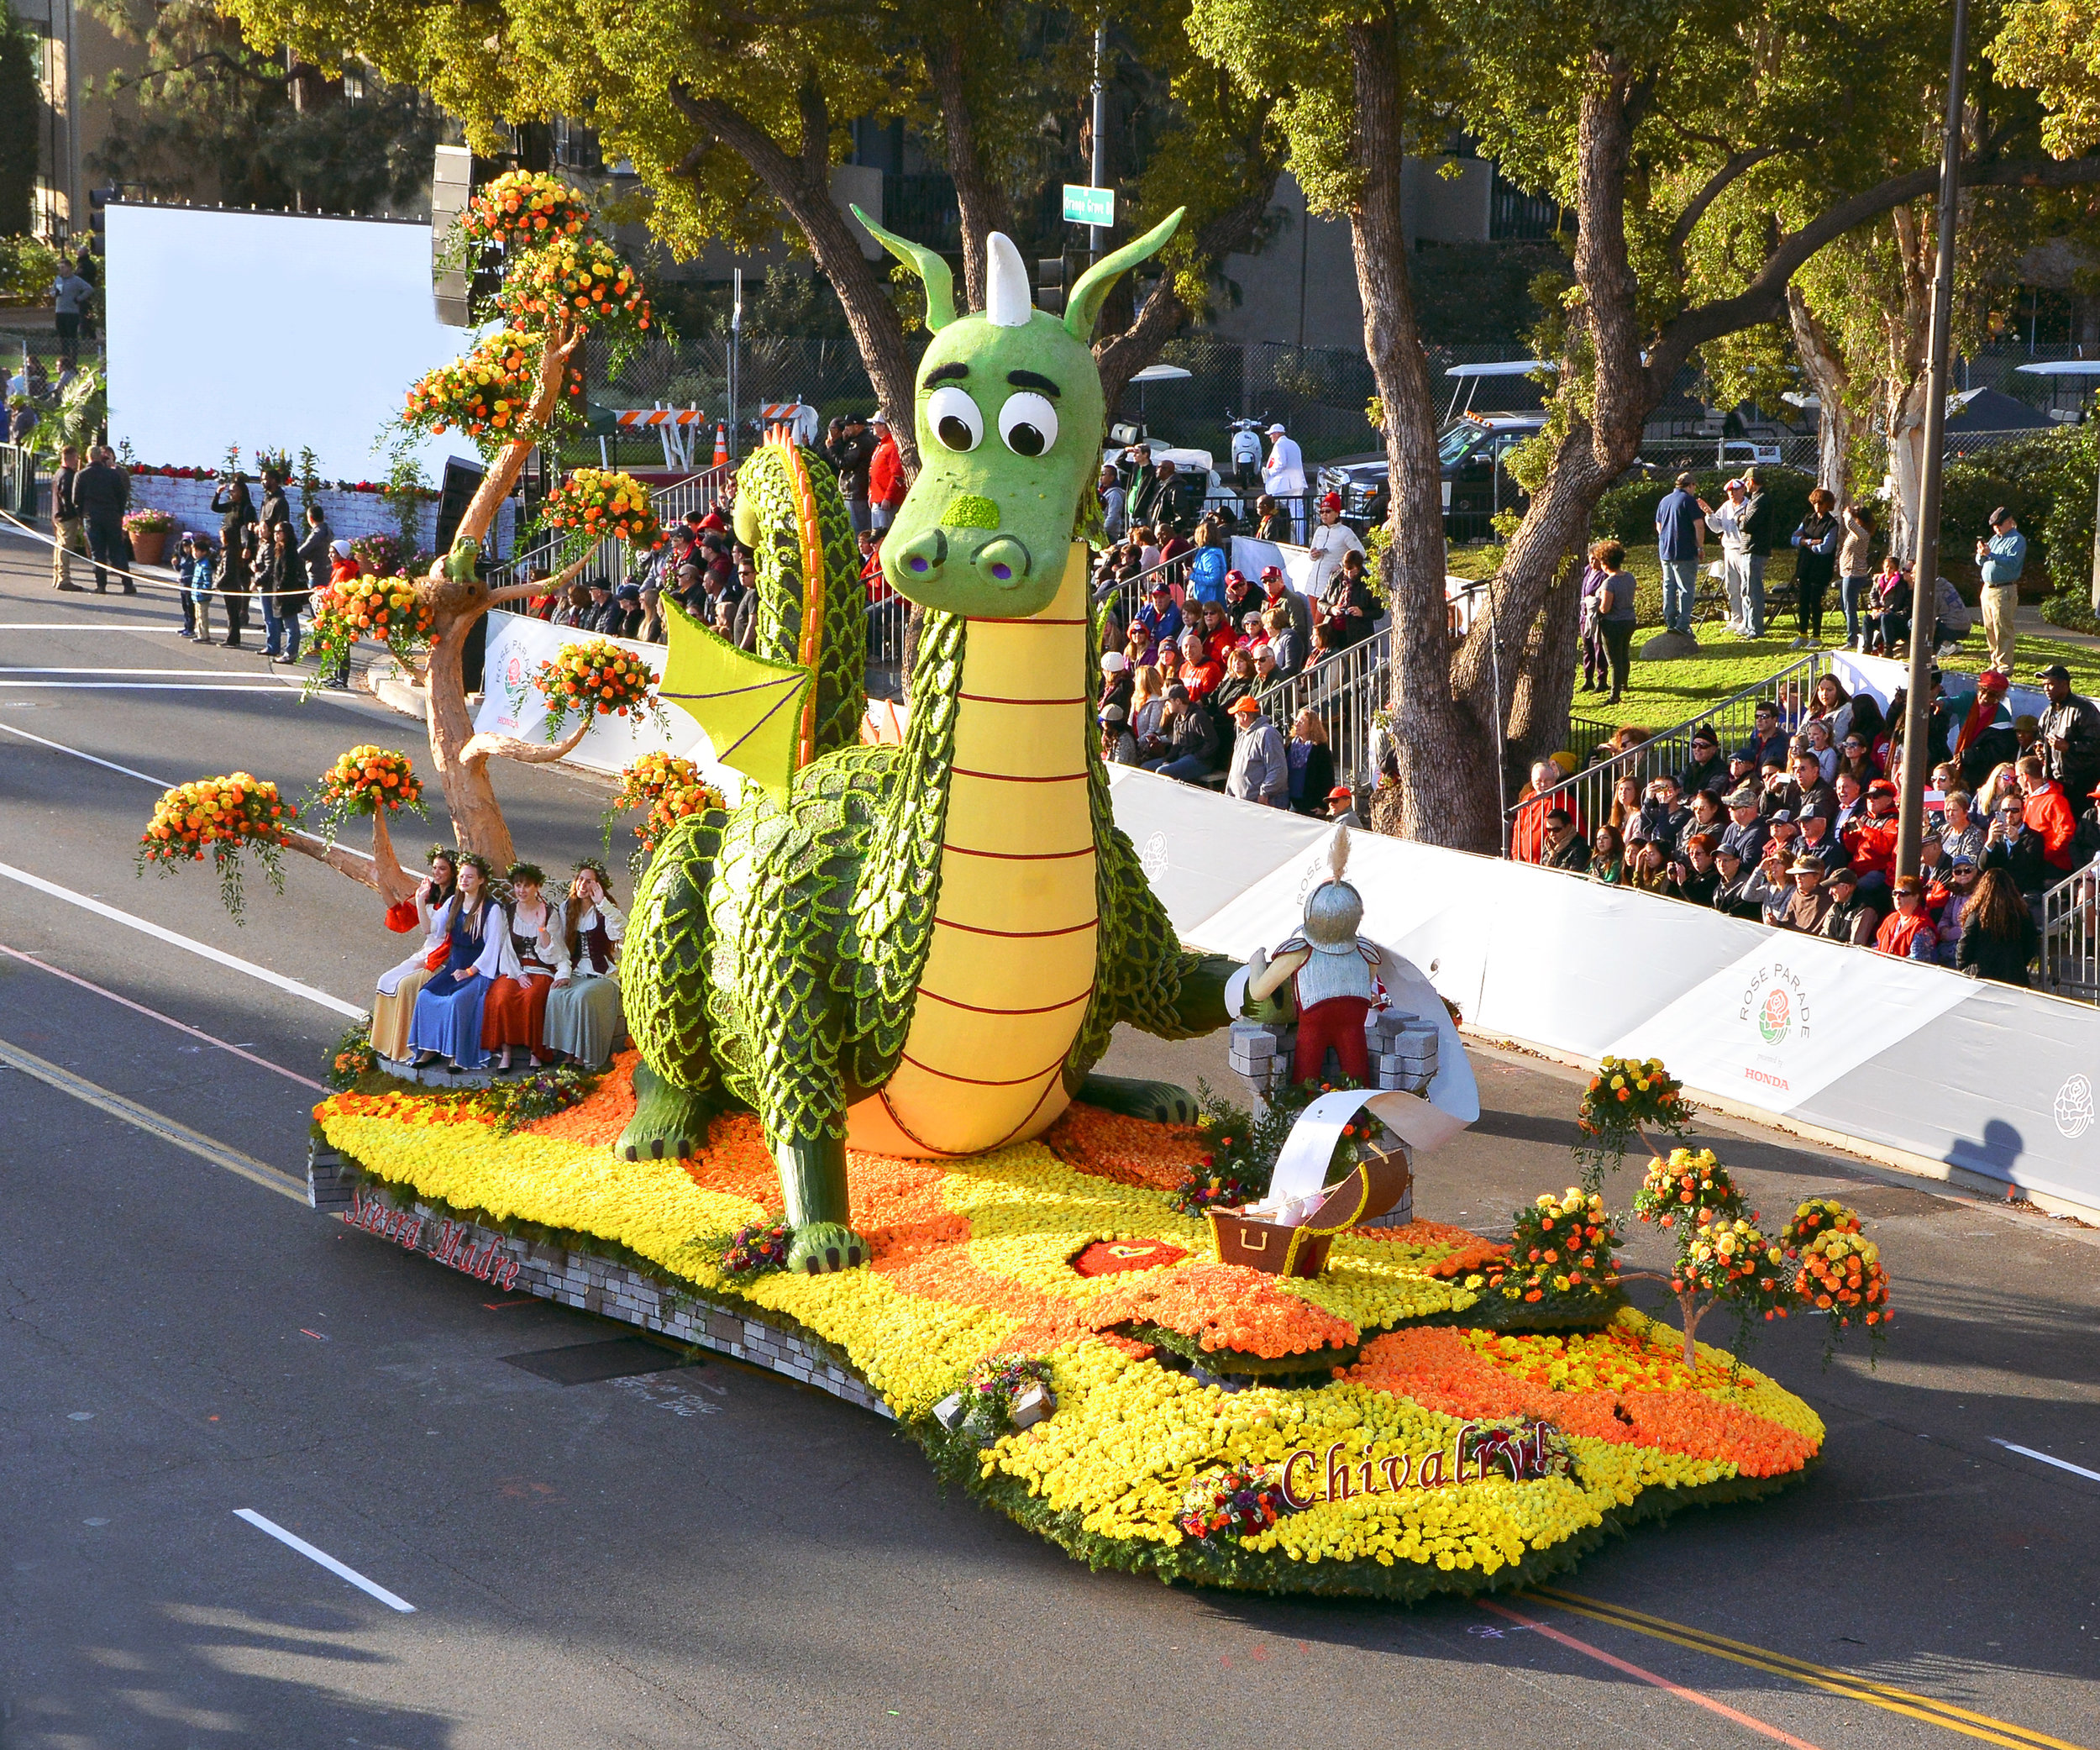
[932,917,1098,939]
[897,1048,1069,1088]
[941,843,1095,861]
[916,985,1095,1017]
[949,766,1089,783]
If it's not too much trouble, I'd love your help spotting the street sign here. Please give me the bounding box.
[1062,184,1115,228]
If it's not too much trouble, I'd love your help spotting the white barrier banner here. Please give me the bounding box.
[1102,767,2100,1212]
[1828,649,2046,722]
[1607,933,1972,1117]
[1230,534,1317,597]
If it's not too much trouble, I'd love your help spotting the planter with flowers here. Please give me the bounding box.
[122,507,176,565]
[350,533,406,577]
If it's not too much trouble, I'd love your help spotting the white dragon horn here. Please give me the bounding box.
[984,232,1031,328]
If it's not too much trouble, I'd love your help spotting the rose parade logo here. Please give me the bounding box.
[1736,961,1810,1092]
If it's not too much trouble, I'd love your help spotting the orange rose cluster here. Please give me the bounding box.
[1783,1200,1891,1333]
[317,746,423,819]
[139,773,292,868]
[316,575,435,648]
[543,468,666,553]
[611,752,722,860]
[403,329,581,441]
[496,234,653,336]
[534,638,659,728]
[459,170,591,250]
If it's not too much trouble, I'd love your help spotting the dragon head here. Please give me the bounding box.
[853,205,1183,618]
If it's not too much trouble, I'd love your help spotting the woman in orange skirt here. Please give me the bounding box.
[480,862,564,1070]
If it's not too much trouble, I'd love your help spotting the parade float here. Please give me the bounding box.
[145,192,1887,1597]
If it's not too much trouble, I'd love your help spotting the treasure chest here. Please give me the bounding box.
[1206,1147,1414,1279]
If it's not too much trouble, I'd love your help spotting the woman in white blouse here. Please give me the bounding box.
[543,859,626,1068]
[407,854,515,1072]
[371,849,457,1063]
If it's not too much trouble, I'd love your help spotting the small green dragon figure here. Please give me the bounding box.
[620,207,1231,1272]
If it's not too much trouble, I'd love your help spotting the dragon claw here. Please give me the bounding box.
[788,1222,869,1274]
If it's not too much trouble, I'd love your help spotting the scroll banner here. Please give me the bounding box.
[475,611,748,796]
[1104,765,2100,1215]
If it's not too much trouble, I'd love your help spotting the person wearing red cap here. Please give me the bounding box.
[1948,668,2016,788]
[1326,784,1362,828]
[1259,562,1312,655]
[1305,490,1364,599]
[1842,779,1900,894]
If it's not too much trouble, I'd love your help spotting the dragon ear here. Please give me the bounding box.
[851,205,956,332]
[1064,208,1184,342]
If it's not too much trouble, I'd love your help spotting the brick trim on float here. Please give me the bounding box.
[308,1143,893,1420]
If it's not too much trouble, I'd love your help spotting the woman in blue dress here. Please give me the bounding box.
[407,854,512,1071]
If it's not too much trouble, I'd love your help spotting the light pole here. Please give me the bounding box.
[1089,27,1109,268]
[1896,0,1968,880]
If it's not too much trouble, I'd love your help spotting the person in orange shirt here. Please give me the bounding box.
[1842,777,1900,896]
[2016,754,2080,876]
[1874,875,1938,960]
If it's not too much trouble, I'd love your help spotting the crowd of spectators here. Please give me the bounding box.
[1511,664,2100,985]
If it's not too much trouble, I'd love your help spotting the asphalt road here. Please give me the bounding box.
[3,536,2097,1750]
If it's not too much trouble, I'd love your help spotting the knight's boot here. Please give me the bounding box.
[617,1059,714,1161]
[1077,1073,1198,1127]
[778,1133,867,1273]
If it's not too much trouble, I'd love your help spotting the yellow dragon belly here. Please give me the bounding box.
[847,546,1096,1158]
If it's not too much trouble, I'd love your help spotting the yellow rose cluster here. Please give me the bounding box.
[403,328,581,443]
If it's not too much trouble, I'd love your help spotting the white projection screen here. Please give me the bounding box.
[105,203,480,481]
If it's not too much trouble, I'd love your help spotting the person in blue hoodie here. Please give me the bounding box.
[176,533,217,643]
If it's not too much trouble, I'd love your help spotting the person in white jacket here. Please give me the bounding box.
[1262,423,1308,540]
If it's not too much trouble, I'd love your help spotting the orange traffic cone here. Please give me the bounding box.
[711,423,728,469]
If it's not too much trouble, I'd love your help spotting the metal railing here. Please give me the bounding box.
[1252,625,1393,792]
[2040,863,2100,1003]
[1509,652,1828,843]
[0,443,36,518]
[485,462,732,593]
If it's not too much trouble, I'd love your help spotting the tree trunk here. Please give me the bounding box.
[1787,285,1856,503]
[671,80,922,470]
[402,312,587,870]
[927,29,1014,315]
[1346,18,1488,850]
[1505,549,1583,770]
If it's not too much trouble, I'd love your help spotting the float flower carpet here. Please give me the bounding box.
[313,1058,1824,1600]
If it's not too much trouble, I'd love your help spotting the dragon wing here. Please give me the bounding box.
[657,597,812,807]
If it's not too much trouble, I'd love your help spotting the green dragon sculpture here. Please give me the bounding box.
[618,208,1231,1271]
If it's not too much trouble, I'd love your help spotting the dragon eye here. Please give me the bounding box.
[926,385,982,452]
[998,392,1058,458]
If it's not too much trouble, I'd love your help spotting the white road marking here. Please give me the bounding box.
[0,859,364,1017]
[0,718,175,786]
[0,623,192,632]
[1990,1438,2100,1483]
[0,1036,306,1202]
[0,666,284,675]
[0,943,326,1090]
[232,1510,417,1611]
[0,681,291,691]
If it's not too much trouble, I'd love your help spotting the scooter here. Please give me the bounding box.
[1225,413,1268,491]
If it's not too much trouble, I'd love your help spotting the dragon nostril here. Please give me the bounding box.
[990,562,1011,581]
[909,556,930,574]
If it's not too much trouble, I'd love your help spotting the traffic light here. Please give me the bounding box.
[1036,255,1066,315]
[87,187,113,254]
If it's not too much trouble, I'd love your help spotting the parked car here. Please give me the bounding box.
[1317,412,1547,539]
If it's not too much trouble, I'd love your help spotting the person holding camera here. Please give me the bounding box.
[1975,507,2025,674]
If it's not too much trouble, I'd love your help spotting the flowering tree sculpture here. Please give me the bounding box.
[1460,1059,1894,1366]
[140,173,669,910]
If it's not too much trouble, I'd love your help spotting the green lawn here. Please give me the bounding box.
[1445,544,2100,733]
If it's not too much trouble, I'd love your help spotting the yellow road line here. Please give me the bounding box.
[1529,1589,2087,1750]
[0,1036,307,1204]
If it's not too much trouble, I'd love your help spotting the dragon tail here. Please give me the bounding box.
[733,439,867,763]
